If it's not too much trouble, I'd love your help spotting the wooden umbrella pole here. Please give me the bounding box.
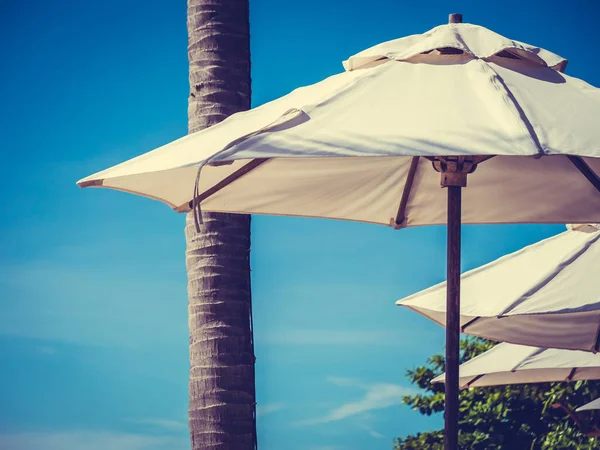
[444,16,465,450]
[430,146,478,450]
[445,185,462,450]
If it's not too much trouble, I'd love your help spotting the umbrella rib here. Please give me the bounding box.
[567,155,600,193]
[188,158,269,208]
[479,60,546,157]
[394,156,420,227]
[593,320,600,353]
[497,232,600,316]
[460,316,480,332]
[465,374,484,388]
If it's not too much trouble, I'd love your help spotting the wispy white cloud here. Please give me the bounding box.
[366,429,385,439]
[123,418,188,431]
[256,403,285,416]
[0,430,188,450]
[325,377,364,388]
[355,419,385,439]
[299,377,415,425]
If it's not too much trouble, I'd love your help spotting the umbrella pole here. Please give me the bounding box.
[435,152,479,449]
[434,153,479,450]
[445,185,462,450]
[442,17,466,448]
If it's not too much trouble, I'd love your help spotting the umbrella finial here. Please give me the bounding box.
[449,13,463,24]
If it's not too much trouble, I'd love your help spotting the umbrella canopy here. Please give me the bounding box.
[578,397,600,412]
[397,225,600,352]
[431,342,600,389]
[78,23,600,227]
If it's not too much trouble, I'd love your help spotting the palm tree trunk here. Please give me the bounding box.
[185,1,255,449]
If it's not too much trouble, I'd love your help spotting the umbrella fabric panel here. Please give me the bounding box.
[82,58,501,187]
[490,59,600,157]
[448,341,539,375]
[464,310,600,351]
[94,153,600,226]
[516,346,600,371]
[577,397,600,412]
[572,367,600,381]
[202,156,411,225]
[431,343,600,388]
[96,162,247,210]
[399,229,600,316]
[404,154,600,228]
[464,368,600,388]
[508,233,600,315]
[80,54,600,189]
[456,369,580,388]
[99,156,600,227]
[216,57,546,164]
[403,306,600,351]
[78,67,370,183]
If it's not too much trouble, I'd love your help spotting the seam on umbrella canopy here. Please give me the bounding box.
[397,231,567,305]
[207,58,549,165]
[431,343,600,386]
[475,59,545,156]
[498,231,600,316]
[511,347,547,372]
[398,228,600,311]
[199,55,595,165]
[205,65,386,165]
[429,342,530,384]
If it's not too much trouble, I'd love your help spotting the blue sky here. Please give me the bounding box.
[1,0,599,449]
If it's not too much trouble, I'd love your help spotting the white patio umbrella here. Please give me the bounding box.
[574,397,600,438]
[431,342,600,389]
[397,224,600,352]
[78,14,600,449]
[578,397,600,412]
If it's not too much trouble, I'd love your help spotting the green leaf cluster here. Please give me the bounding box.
[395,338,600,449]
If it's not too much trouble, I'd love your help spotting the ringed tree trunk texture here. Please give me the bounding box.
[185,0,256,449]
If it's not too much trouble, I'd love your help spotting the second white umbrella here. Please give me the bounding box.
[397,225,600,352]
[577,398,600,412]
[432,342,600,389]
